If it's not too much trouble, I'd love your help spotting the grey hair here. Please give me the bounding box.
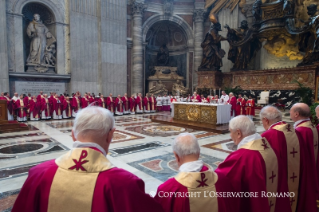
[259,105,282,121]
[229,92,233,95]
[229,115,256,137]
[172,133,200,157]
[73,106,115,140]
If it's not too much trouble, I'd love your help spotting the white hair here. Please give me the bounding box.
[259,105,282,121]
[229,92,233,95]
[172,133,200,157]
[229,115,256,136]
[73,106,115,140]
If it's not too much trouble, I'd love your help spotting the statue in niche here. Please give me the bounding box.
[199,15,227,71]
[224,20,261,70]
[26,14,56,68]
[252,0,262,23]
[172,80,188,96]
[157,44,170,66]
[149,80,168,95]
[297,4,319,66]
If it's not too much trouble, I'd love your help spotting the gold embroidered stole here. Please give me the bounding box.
[101,98,105,108]
[298,121,319,163]
[45,99,50,114]
[175,170,218,212]
[48,148,114,212]
[272,123,300,211]
[240,138,278,212]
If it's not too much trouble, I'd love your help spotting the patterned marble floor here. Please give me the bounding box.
[0,111,266,211]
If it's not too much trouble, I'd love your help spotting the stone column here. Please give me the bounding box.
[193,9,206,87]
[131,1,147,94]
[0,0,9,91]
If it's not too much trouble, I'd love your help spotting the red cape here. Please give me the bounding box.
[227,96,236,116]
[129,97,135,112]
[235,98,246,115]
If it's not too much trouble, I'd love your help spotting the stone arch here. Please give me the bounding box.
[12,0,64,23]
[142,15,194,48]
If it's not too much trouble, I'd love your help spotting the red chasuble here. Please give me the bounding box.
[29,99,40,119]
[236,98,246,115]
[246,99,255,116]
[71,97,81,112]
[81,97,90,109]
[98,98,106,108]
[149,97,156,111]
[191,95,201,102]
[62,100,72,117]
[130,97,136,112]
[227,96,237,116]
[52,97,62,116]
[216,137,291,212]
[143,97,150,111]
[121,96,129,111]
[136,96,143,110]
[12,148,164,212]
[155,166,238,212]
[23,96,31,114]
[15,99,27,118]
[106,97,114,113]
[41,98,51,117]
[262,122,317,212]
[115,97,123,112]
[295,120,319,201]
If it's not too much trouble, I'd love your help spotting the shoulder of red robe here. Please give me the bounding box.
[55,148,114,173]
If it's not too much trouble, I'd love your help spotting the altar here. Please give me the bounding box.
[171,102,232,125]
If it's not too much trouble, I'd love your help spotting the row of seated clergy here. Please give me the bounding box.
[12,104,318,212]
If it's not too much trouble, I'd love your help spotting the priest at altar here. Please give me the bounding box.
[149,94,156,113]
[11,106,164,212]
[136,93,144,114]
[290,103,319,202]
[261,106,317,212]
[0,92,14,121]
[106,93,115,114]
[236,94,246,115]
[220,91,229,104]
[246,95,255,119]
[155,133,238,212]
[191,92,201,102]
[115,95,124,116]
[122,93,130,115]
[227,92,236,118]
[216,115,291,212]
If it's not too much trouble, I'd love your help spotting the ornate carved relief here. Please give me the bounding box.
[132,1,147,16]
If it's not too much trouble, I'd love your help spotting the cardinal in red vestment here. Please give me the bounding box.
[155,133,238,212]
[23,93,32,118]
[261,106,317,212]
[106,93,114,114]
[29,96,40,121]
[41,94,51,120]
[191,92,201,102]
[215,115,291,212]
[290,103,319,204]
[37,91,44,103]
[87,92,95,104]
[130,94,136,115]
[0,92,14,120]
[227,93,237,118]
[52,94,62,120]
[98,94,106,108]
[81,94,90,109]
[122,93,130,115]
[115,95,124,115]
[236,94,246,116]
[62,96,72,119]
[12,106,164,212]
[149,94,156,113]
[143,94,151,113]
[15,95,27,122]
[245,95,255,119]
[71,94,81,118]
[136,93,143,114]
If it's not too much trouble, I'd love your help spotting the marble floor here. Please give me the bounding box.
[0,111,277,211]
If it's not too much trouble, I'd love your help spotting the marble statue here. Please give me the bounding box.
[157,44,170,66]
[26,14,56,67]
[199,15,227,71]
[172,80,188,96]
[149,81,168,95]
[297,4,319,66]
[225,20,261,70]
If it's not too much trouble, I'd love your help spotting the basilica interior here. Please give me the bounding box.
[0,0,319,211]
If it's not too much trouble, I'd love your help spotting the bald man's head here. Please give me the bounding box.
[290,103,311,122]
